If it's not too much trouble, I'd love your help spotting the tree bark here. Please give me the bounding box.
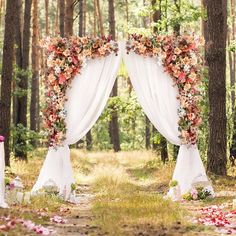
[0,0,17,166]
[86,130,92,151]
[152,0,168,163]
[30,0,40,137]
[229,0,236,166]
[206,0,227,175]
[45,0,49,35]
[13,0,23,126]
[96,0,104,36]
[108,0,120,152]
[173,0,180,35]
[65,0,74,36]
[93,0,97,37]
[151,0,161,33]
[59,0,65,37]
[15,0,32,160]
[83,0,86,35]
[79,0,83,36]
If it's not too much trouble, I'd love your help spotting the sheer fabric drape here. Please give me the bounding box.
[32,51,122,195]
[32,43,212,197]
[0,143,8,208]
[123,48,212,195]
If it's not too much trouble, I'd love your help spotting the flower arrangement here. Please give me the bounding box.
[0,135,5,143]
[41,36,119,147]
[182,186,212,200]
[126,34,205,145]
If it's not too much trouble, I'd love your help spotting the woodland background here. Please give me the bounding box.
[0,0,235,176]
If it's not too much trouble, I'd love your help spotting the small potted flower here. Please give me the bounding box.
[167,180,181,201]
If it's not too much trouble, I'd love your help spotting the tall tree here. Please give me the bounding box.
[96,0,104,36]
[0,0,17,166]
[59,0,65,37]
[83,0,86,35]
[93,0,97,37]
[79,0,84,36]
[143,0,151,149]
[15,0,33,160]
[30,0,40,137]
[206,0,227,175]
[13,0,23,126]
[45,0,49,34]
[229,0,236,166]
[173,0,180,35]
[108,0,121,152]
[152,0,168,163]
[65,0,74,36]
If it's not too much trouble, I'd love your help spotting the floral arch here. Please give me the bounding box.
[32,34,214,199]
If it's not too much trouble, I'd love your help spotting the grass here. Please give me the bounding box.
[1,149,236,236]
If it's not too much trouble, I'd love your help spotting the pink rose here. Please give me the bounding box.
[58,74,66,85]
[0,135,5,142]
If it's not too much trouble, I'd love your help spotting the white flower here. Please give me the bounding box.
[184,65,190,72]
[55,65,61,74]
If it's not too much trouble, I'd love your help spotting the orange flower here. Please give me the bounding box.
[174,47,182,55]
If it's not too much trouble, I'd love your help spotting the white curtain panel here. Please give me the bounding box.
[32,50,122,195]
[122,46,213,195]
[0,142,8,208]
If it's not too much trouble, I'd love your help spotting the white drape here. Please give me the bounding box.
[32,50,122,195]
[0,142,8,208]
[33,43,212,198]
[123,48,213,195]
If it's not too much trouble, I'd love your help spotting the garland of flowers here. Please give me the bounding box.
[41,36,118,147]
[126,34,204,145]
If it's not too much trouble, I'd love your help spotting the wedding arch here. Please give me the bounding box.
[32,34,214,199]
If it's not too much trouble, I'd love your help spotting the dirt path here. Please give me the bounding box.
[53,184,104,236]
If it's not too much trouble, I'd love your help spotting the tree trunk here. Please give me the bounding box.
[45,0,49,34]
[13,0,23,127]
[96,0,104,36]
[152,0,168,163]
[83,0,86,35]
[145,116,151,149]
[65,0,74,36]
[173,0,180,35]
[0,0,17,166]
[143,0,151,150]
[59,0,65,37]
[93,0,97,37]
[108,0,120,152]
[151,0,161,33]
[15,0,32,160]
[55,0,59,33]
[30,0,39,138]
[86,130,92,151]
[79,0,83,36]
[229,0,236,166]
[206,0,227,175]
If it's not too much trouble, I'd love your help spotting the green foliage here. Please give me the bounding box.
[12,124,42,156]
[169,180,178,187]
[228,40,236,52]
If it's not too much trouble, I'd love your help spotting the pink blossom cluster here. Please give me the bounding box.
[0,135,5,143]
[0,216,55,235]
[50,215,66,224]
[195,205,236,234]
[41,36,119,147]
[127,34,204,145]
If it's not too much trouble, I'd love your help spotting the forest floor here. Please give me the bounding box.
[1,149,236,236]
